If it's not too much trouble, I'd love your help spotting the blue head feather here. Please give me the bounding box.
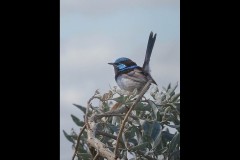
[114,57,130,63]
[114,57,138,71]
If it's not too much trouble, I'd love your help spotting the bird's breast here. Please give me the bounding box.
[116,74,144,92]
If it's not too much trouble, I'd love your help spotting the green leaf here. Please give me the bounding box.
[129,142,149,152]
[134,102,151,112]
[148,100,159,120]
[141,134,152,144]
[170,103,178,109]
[167,83,171,91]
[140,120,162,143]
[125,127,136,139]
[151,121,162,141]
[161,94,167,102]
[63,130,75,143]
[169,150,180,160]
[167,82,178,96]
[77,153,91,159]
[73,104,86,114]
[168,132,180,154]
[160,147,168,154]
[135,126,143,143]
[128,138,138,146]
[140,120,152,136]
[106,123,119,132]
[102,101,110,112]
[152,129,162,149]
[112,95,126,103]
[111,116,121,126]
[120,150,128,160]
[170,93,180,102]
[71,114,85,127]
[174,102,180,112]
[162,131,175,141]
[166,124,180,129]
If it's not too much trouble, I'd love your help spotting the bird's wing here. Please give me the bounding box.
[122,68,148,83]
[142,32,157,74]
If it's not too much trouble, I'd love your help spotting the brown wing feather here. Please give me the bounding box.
[122,68,148,83]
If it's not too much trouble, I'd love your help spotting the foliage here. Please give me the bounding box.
[63,82,180,160]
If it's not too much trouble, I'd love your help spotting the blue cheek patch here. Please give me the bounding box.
[117,64,127,70]
[118,64,138,71]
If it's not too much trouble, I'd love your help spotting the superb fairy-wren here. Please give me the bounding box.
[108,32,157,93]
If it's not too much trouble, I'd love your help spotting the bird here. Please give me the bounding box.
[108,32,157,93]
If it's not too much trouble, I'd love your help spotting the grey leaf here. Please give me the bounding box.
[152,130,162,150]
[129,142,149,152]
[77,153,92,159]
[170,93,180,102]
[167,82,178,96]
[71,114,85,127]
[168,132,180,154]
[63,130,75,143]
[151,121,162,141]
[148,100,159,120]
[73,104,86,114]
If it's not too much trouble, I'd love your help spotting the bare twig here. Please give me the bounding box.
[95,114,125,117]
[91,104,129,122]
[114,80,152,159]
[96,130,125,148]
[72,124,87,160]
[93,149,100,160]
[85,95,95,129]
[95,113,138,120]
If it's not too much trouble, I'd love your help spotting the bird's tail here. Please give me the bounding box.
[142,31,157,73]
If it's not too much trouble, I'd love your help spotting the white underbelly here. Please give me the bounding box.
[116,76,143,92]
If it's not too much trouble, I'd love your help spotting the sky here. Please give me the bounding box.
[60,1,180,159]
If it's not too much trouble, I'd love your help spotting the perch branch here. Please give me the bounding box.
[72,124,86,160]
[114,80,152,159]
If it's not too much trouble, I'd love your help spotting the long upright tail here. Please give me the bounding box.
[142,31,157,73]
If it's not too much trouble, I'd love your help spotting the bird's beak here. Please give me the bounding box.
[108,63,115,65]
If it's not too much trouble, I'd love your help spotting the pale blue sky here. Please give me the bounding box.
[60,1,179,159]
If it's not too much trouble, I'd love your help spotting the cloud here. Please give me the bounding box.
[61,0,180,15]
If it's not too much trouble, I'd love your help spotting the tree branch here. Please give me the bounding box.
[114,80,152,159]
[85,93,121,160]
[95,130,125,149]
[92,104,129,121]
[96,130,117,140]
[85,95,95,130]
[72,124,86,160]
